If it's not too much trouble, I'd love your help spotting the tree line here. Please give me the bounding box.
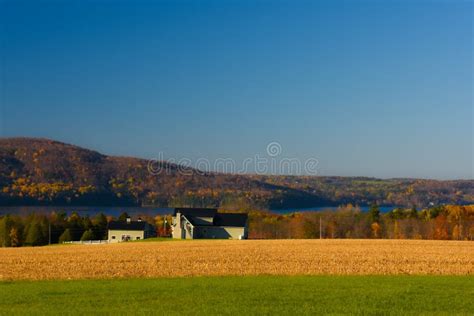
[0,211,142,247]
[248,204,474,240]
[1,204,473,247]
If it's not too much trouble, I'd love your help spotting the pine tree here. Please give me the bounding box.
[25,221,45,246]
[82,216,93,230]
[409,206,418,219]
[59,229,73,243]
[80,229,94,241]
[118,212,130,222]
[93,213,108,239]
[68,212,84,241]
[369,203,380,223]
[0,216,13,247]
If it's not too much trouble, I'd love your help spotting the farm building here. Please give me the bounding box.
[172,208,248,239]
[107,217,155,243]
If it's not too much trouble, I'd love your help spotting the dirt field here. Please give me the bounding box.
[1,239,473,280]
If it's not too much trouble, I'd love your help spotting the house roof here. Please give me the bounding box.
[182,215,214,226]
[213,213,248,227]
[108,221,147,231]
[175,208,248,228]
[173,208,217,217]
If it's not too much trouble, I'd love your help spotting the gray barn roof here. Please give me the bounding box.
[108,221,147,231]
[213,213,248,227]
[175,208,248,228]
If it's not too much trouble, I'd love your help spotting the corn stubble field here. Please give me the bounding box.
[1,239,473,280]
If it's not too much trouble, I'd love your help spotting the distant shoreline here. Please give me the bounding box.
[0,204,401,217]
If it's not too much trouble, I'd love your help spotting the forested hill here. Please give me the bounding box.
[0,138,472,209]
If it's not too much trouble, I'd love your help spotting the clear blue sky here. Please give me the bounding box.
[0,0,472,179]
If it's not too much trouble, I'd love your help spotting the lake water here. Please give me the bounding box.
[0,205,397,217]
[271,205,396,214]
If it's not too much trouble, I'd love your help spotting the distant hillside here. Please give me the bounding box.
[0,138,473,209]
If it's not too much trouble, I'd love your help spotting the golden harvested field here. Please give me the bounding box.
[1,239,473,280]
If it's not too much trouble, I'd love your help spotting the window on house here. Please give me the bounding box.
[136,237,140,240]
[111,236,116,239]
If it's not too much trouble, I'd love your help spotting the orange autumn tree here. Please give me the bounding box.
[371,222,381,238]
[433,215,449,240]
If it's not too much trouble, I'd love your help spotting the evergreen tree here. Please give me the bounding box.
[80,229,94,241]
[93,213,108,240]
[0,216,13,247]
[369,203,380,223]
[59,229,73,243]
[429,205,445,219]
[409,206,418,219]
[388,208,404,220]
[82,216,93,230]
[38,216,50,243]
[68,212,84,240]
[118,212,130,222]
[25,221,45,246]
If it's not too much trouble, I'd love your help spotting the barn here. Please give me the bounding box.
[171,208,248,239]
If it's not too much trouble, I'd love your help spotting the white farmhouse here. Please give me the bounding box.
[107,217,155,243]
[171,208,248,239]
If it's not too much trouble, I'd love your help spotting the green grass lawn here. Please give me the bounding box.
[1,276,473,315]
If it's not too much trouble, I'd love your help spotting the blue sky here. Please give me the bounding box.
[0,0,472,179]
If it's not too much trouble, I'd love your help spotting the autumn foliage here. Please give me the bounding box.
[0,138,473,209]
[247,204,474,241]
